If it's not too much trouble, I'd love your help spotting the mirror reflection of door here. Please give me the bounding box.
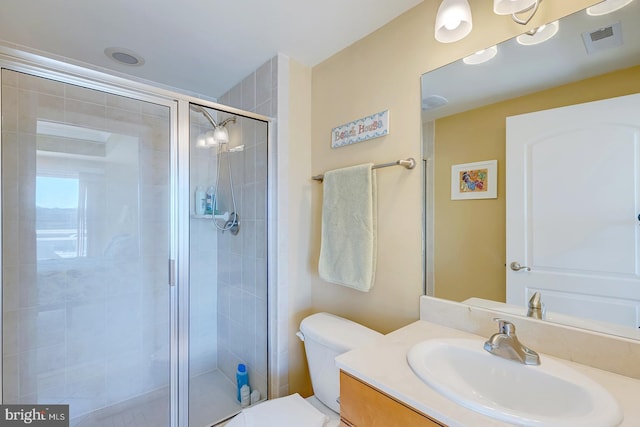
[506,93,640,329]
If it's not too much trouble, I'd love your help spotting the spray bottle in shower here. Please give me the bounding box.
[205,186,215,215]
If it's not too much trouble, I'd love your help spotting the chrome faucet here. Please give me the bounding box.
[527,291,544,319]
[484,319,540,365]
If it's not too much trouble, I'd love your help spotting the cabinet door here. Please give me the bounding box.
[340,371,446,427]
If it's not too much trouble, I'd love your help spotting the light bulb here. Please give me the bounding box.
[444,20,461,30]
[443,10,463,30]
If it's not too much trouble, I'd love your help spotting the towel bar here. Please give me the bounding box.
[312,157,415,182]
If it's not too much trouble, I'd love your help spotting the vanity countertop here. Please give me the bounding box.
[335,320,640,427]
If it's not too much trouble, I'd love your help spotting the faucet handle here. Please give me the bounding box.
[528,291,543,309]
[527,291,545,319]
[493,318,516,335]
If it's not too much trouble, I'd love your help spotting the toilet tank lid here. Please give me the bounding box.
[299,312,383,353]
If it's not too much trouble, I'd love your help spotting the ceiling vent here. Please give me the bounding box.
[104,47,145,66]
[422,95,448,111]
[581,21,623,55]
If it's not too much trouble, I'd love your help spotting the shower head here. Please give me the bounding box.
[194,105,236,146]
[218,117,236,127]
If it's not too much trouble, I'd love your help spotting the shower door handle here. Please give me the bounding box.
[169,259,176,286]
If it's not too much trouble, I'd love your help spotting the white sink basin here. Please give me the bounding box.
[407,338,623,427]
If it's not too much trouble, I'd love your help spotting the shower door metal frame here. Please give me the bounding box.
[180,99,273,425]
[0,44,273,427]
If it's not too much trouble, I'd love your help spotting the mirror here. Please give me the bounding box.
[421,1,640,339]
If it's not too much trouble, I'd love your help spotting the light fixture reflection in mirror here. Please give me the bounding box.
[462,46,498,65]
[516,21,559,45]
[421,1,640,340]
[587,0,634,16]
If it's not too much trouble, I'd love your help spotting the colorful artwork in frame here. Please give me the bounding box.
[451,160,497,200]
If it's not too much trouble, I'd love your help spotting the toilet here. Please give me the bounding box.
[226,312,383,427]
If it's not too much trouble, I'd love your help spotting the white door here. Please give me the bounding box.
[506,93,640,329]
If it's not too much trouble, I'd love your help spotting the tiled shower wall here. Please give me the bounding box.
[215,56,274,400]
[189,113,219,376]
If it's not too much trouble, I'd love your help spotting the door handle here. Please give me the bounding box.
[510,261,531,272]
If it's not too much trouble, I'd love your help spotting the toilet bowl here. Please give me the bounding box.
[225,312,383,427]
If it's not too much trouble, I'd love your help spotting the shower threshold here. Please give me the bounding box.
[69,370,240,427]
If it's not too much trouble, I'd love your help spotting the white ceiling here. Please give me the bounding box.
[0,0,423,98]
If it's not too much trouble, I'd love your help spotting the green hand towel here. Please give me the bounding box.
[318,163,377,291]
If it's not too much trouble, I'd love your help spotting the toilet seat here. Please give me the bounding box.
[225,393,335,427]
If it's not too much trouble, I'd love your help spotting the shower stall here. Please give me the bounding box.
[187,104,269,426]
[0,57,270,427]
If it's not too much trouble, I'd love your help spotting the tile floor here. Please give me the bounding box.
[189,370,242,427]
[70,370,240,427]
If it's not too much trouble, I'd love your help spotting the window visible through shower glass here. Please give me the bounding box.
[36,176,82,259]
[1,69,171,426]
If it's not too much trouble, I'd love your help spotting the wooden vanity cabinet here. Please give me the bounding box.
[339,371,447,427]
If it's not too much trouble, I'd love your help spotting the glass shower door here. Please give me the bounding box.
[188,104,269,426]
[1,69,172,426]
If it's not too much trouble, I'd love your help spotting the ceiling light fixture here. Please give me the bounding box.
[462,46,499,64]
[586,0,634,16]
[494,0,543,25]
[435,0,473,43]
[104,47,145,66]
[516,20,560,45]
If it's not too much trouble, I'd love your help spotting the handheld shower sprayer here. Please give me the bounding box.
[193,105,240,234]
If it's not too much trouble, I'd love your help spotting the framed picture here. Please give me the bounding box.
[451,160,497,200]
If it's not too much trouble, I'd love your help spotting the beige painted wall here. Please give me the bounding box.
[434,64,640,303]
[285,58,315,397]
[290,0,599,396]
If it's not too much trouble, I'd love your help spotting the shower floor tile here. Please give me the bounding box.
[69,370,240,427]
[190,370,242,427]
[70,388,168,427]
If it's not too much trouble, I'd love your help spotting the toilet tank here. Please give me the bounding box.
[299,312,383,413]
